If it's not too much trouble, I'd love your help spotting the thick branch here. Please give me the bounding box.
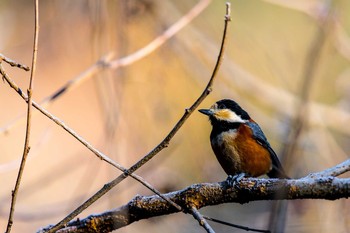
[39,176,350,233]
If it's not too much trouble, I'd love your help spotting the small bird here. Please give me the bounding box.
[199,99,289,181]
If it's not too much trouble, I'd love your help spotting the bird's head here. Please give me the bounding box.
[199,99,250,125]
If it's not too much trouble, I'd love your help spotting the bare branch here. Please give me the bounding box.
[5,1,39,232]
[203,216,270,233]
[190,206,215,233]
[108,0,212,68]
[0,53,30,71]
[38,173,350,232]
[311,159,350,177]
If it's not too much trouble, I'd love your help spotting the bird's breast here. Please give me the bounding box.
[211,129,238,146]
[210,129,242,175]
[210,125,272,177]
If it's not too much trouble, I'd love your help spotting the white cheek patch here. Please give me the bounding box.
[214,109,247,123]
[227,111,247,123]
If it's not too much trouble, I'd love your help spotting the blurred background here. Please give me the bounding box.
[1,0,350,232]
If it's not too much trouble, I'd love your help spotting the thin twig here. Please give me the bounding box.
[45,3,231,232]
[108,0,211,68]
[0,54,113,135]
[0,55,111,135]
[5,1,39,232]
[190,206,215,233]
[0,53,30,71]
[203,216,270,233]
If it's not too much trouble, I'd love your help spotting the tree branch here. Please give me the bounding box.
[310,159,350,177]
[0,53,30,71]
[189,206,215,233]
[38,166,350,233]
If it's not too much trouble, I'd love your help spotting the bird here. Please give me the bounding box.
[199,99,289,182]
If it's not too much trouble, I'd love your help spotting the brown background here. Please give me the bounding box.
[1,0,350,232]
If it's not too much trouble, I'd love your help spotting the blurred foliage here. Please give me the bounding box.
[0,0,349,232]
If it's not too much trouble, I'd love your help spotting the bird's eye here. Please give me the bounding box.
[218,103,226,109]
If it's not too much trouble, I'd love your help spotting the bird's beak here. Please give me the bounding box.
[198,109,213,116]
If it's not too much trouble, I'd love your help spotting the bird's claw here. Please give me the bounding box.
[226,173,246,187]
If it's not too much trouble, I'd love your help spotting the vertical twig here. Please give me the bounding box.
[5,0,39,232]
[45,2,231,232]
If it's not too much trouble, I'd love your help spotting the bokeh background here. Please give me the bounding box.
[1,0,350,232]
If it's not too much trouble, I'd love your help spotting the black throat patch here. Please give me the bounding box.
[209,117,241,138]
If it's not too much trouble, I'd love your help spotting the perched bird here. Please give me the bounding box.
[199,99,289,180]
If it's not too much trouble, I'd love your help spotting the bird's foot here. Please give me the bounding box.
[226,173,246,187]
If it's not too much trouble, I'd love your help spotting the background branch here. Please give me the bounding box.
[0,0,210,136]
[269,3,333,232]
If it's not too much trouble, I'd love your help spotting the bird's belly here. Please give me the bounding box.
[211,130,272,177]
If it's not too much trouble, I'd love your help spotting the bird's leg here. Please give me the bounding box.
[226,173,246,187]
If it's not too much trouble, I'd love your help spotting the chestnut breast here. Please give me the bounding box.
[211,124,272,177]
